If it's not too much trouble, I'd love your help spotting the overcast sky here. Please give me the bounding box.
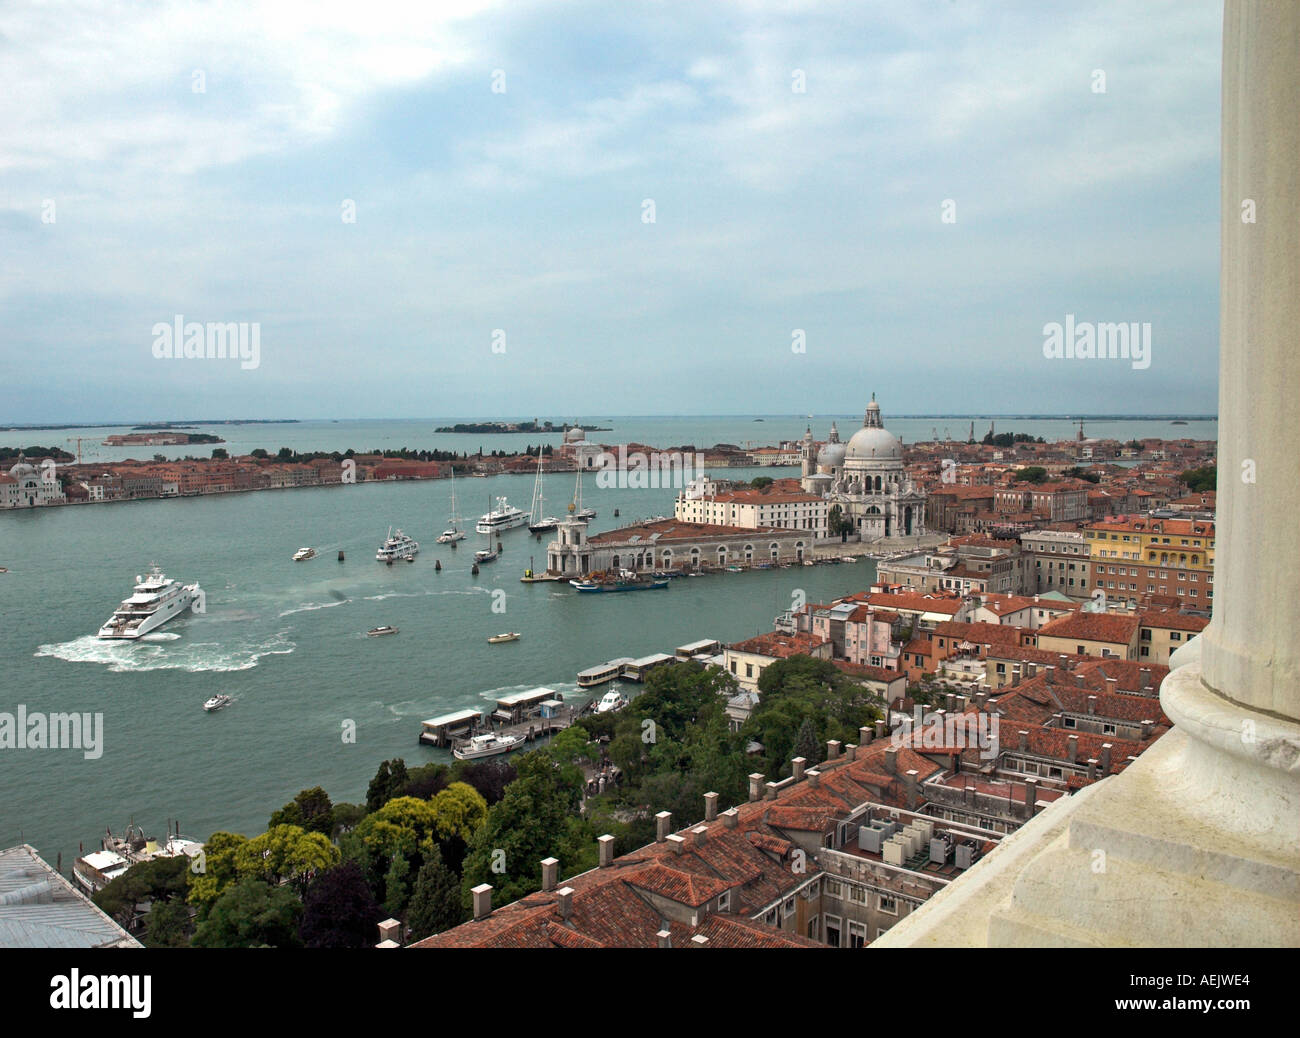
[0,0,1223,423]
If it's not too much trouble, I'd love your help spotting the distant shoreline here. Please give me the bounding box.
[3,414,1216,430]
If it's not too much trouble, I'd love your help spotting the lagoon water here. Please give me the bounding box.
[0,414,1213,866]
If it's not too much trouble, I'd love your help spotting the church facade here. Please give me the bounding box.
[799,394,926,542]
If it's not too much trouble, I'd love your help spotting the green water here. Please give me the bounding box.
[0,465,877,863]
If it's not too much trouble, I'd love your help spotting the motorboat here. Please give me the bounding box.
[452,731,525,761]
[203,694,232,712]
[594,689,629,713]
[292,547,316,561]
[487,632,521,644]
[367,626,399,637]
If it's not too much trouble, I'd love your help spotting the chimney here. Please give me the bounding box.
[1105,677,1118,694]
[1087,758,1099,779]
[874,719,886,739]
[884,747,898,774]
[471,883,492,921]
[1024,776,1039,813]
[691,934,709,947]
[655,811,673,842]
[1026,662,1037,677]
[905,769,920,810]
[844,742,858,761]
[765,781,779,801]
[748,772,765,802]
[945,693,956,710]
[1087,695,1097,715]
[1139,667,1151,687]
[956,695,968,711]
[792,756,807,781]
[691,826,708,847]
[704,791,719,822]
[377,918,401,944]
[1011,670,1021,688]
[667,833,686,855]
[598,834,616,867]
[1100,743,1113,774]
[1067,734,1079,764]
[1018,729,1028,751]
[806,769,821,788]
[1140,720,1153,739]
[1075,673,1086,688]
[722,807,739,829]
[657,929,672,948]
[541,857,559,892]
[859,725,874,745]
[827,739,842,760]
[1045,665,1055,684]
[557,886,574,920]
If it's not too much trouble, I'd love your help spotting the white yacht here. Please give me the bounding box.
[292,547,316,561]
[97,566,200,639]
[376,527,419,561]
[594,688,629,714]
[452,731,525,761]
[476,496,529,534]
[437,471,467,543]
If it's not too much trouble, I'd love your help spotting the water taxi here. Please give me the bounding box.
[292,547,316,561]
[452,731,525,761]
[487,632,521,644]
[203,694,232,712]
[367,626,399,637]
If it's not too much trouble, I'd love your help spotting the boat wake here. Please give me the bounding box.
[139,631,182,642]
[34,630,296,673]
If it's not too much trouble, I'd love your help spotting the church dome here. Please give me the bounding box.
[7,462,37,479]
[844,396,902,462]
[817,421,846,468]
[564,426,585,443]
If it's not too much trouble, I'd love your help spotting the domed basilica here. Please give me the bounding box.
[799,394,926,541]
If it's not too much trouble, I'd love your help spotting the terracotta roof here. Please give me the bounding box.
[1037,611,1140,645]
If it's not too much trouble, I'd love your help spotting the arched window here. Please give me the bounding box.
[770,541,780,560]
[611,555,620,568]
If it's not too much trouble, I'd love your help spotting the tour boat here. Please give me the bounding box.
[452,731,525,761]
[570,572,669,593]
[487,632,521,644]
[203,694,232,712]
[376,527,419,561]
[476,496,529,534]
[292,547,316,561]
[367,626,399,637]
[97,566,201,639]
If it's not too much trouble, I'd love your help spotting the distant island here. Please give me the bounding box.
[435,420,612,434]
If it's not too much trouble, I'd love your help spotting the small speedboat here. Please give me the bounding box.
[367,626,399,637]
[487,632,520,644]
[203,694,232,712]
[292,547,316,561]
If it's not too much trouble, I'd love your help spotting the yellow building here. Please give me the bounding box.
[1084,515,1214,614]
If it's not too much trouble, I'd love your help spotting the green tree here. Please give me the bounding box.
[793,717,822,766]
[1180,466,1216,493]
[192,878,303,948]
[269,786,335,835]
[299,860,381,949]
[186,831,249,914]
[407,847,465,941]
[93,854,191,934]
[143,900,191,947]
[366,758,410,811]
[461,751,595,907]
[751,476,774,490]
[234,824,340,896]
[1013,466,1048,484]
